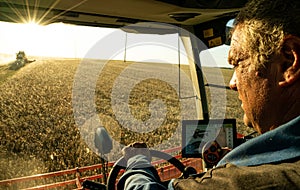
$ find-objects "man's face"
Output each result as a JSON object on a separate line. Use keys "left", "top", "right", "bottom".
{"left": 228, "top": 25, "right": 282, "bottom": 134}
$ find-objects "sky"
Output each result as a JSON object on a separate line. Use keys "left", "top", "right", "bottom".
{"left": 0, "top": 21, "right": 231, "bottom": 68}
{"left": 0, "top": 21, "right": 186, "bottom": 63}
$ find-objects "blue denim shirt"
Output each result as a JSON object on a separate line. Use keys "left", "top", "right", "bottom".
{"left": 120, "top": 115, "right": 300, "bottom": 190}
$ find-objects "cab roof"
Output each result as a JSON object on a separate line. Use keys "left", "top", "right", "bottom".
{"left": 0, "top": 0, "right": 247, "bottom": 27}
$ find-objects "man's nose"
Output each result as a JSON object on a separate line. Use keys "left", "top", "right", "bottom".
{"left": 229, "top": 71, "right": 238, "bottom": 91}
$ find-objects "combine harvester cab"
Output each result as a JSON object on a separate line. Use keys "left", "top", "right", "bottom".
{"left": 0, "top": 0, "right": 251, "bottom": 189}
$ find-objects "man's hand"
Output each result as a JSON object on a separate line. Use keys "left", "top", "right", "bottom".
{"left": 122, "top": 142, "right": 151, "bottom": 162}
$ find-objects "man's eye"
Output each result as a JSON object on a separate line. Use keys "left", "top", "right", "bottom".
{"left": 229, "top": 58, "right": 240, "bottom": 68}
{"left": 234, "top": 60, "right": 241, "bottom": 68}
{"left": 232, "top": 57, "right": 246, "bottom": 69}
{"left": 229, "top": 52, "right": 249, "bottom": 69}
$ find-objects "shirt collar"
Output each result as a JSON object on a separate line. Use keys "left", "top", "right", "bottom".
{"left": 218, "top": 116, "right": 300, "bottom": 166}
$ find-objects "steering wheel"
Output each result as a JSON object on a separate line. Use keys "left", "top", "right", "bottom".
{"left": 106, "top": 150, "right": 187, "bottom": 190}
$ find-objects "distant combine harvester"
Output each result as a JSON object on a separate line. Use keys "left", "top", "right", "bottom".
{"left": 9, "top": 51, "right": 35, "bottom": 70}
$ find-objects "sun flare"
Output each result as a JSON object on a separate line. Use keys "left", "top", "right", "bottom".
{"left": 2, "top": 0, "right": 88, "bottom": 26}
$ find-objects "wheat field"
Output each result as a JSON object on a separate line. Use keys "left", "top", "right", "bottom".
{"left": 0, "top": 58, "right": 253, "bottom": 188}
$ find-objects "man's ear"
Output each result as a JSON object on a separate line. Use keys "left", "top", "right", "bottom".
{"left": 279, "top": 35, "right": 300, "bottom": 87}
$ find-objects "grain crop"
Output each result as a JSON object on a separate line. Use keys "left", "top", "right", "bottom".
{"left": 0, "top": 58, "right": 253, "bottom": 188}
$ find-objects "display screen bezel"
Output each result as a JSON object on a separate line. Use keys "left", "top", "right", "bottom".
{"left": 182, "top": 119, "right": 237, "bottom": 158}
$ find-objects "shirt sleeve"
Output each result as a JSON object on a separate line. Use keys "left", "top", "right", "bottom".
{"left": 118, "top": 154, "right": 168, "bottom": 190}
{"left": 172, "top": 161, "right": 300, "bottom": 190}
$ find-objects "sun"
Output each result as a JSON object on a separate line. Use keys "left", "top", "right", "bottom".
{"left": 24, "top": 20, "right": 41, "bottom": 28}
{"left": 2, "top": 0, "right": 89, "bottom": 26}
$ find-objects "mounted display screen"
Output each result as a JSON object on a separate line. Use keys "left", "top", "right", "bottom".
{"left": 182, "top": 119, "right": 236, "bottom": 158}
